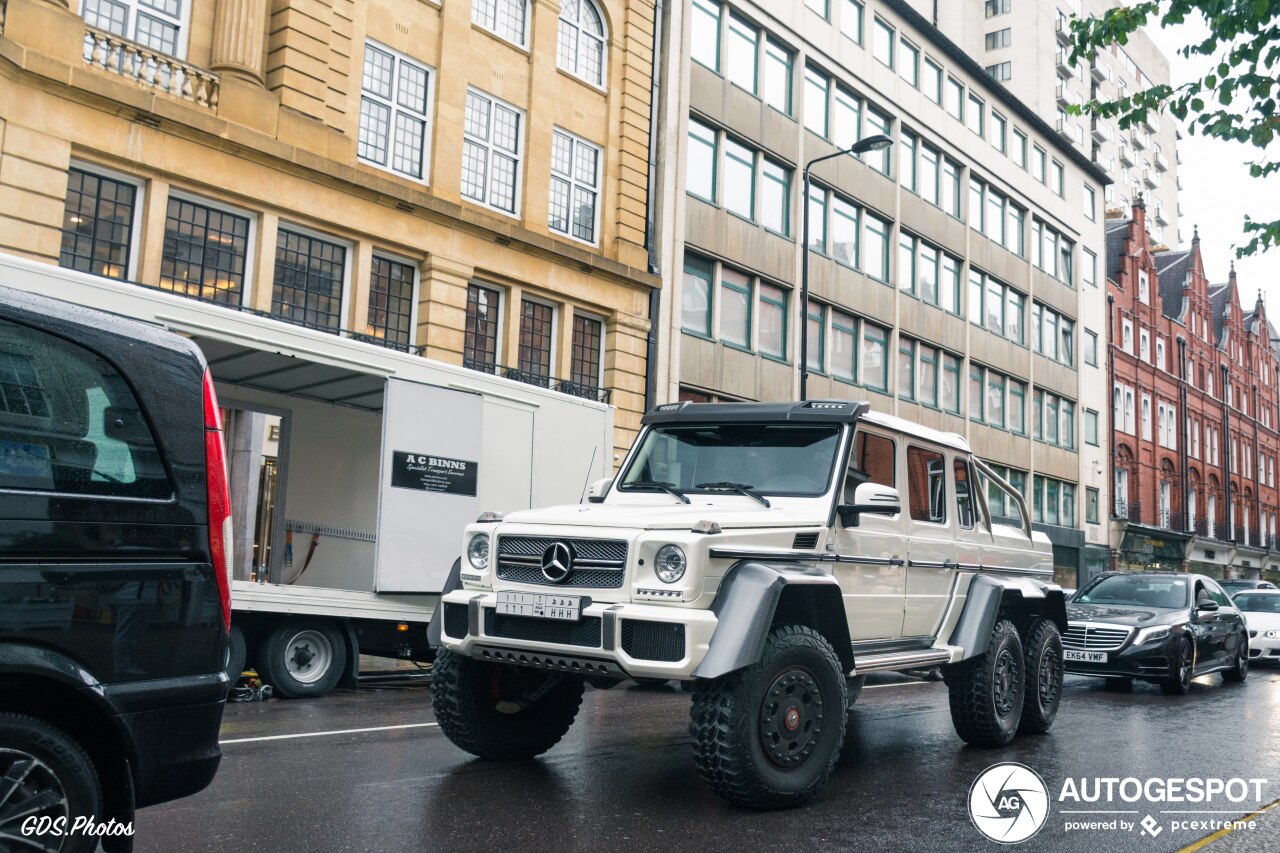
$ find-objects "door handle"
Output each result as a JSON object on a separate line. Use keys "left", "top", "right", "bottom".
{"left": 943, "top": 560, "right": 959, "bottom": 570}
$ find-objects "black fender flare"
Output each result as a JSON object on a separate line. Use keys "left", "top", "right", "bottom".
{"left": 426, "top": 558, "right": 463, "bottom": 649}
{"left": 693, "top": 561, "right": 852, "bottom": 680}
{"left": 949, "top": 574, "right": 1068, "bottom": 661}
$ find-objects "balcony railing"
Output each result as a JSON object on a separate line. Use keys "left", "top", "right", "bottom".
{"left": 463, "top": 359, "right": 612, "bottom": 404}
{"left": 1114, "top": 498, "right": 1143, "bottom": 523}
{"left": 83, "top": 26, "right": 219, "bottom": 110}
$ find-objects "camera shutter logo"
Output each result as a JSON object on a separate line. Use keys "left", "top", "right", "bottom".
{"left": 968, "top": 763, "right": 1050, "bottom": 844}
{"left": 541, "top": 542, "right": 574, "bottom": 583}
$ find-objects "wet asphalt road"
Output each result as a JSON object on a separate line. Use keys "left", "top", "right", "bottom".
{"left": 136, "top": 666, "right": 1280, "bottom": 853}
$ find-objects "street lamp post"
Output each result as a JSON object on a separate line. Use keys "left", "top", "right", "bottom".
{"left": 800, "top": 134, "right": 893, "bottom": 401}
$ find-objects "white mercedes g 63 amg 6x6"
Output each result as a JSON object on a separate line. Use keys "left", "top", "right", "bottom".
{"left": 429, "top": 400, "right": 1067, "bottom": 809}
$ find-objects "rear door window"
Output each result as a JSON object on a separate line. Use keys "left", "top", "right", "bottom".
{"left": 953, "top": 458, "right": 974, "bottom": 529}
{"left": 906, "top": 446, "right": 946, "bottom": 524}
{"left": 0, "top": 317, "right": 171, "bottom": 499}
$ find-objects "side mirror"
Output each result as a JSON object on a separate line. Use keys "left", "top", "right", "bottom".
{"left": 585, "top": 477, "right": 612, "bottom": 504}
{"left": 837, "top": 482, "right": 901, "bottom": 527}
{"left": 1196, "top": 599, "right": 1220, "bottom": 614}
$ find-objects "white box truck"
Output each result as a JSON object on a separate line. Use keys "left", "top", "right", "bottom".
{"left": 0, "top": 253, "right": 613, "bottom": 697}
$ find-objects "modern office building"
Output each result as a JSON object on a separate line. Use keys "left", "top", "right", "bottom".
{"left": 0, "top": 0, "right": 658, "bottom": 458}
{"left": 917, "top": 0, "right": 1182, "bottom": 246}
{"left": 650, "top": 0, "right": 1112, "bottom": 584}
{"left": 1107, "top": 201, "right": 1280, "bottom": 582}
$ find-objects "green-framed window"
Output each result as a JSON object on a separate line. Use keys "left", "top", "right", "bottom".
{"left": 862, "top": 323, "right": 888, "bottom": 391}
{"left": 806, "top": 300, "right": 827, "bottom": 373}
{"left": 758, "top": 282, "right": 788, "bottom": 359}
{"left": 830, "top": 194, "right": 858, "bottom": 268}
{"left": 723, "top": 137, "right": 755, "bottom": 220}
{"left": 719, "top": 266, "right": 752, "bottom": 348}
{"left": 681, "top": 254, "right": 714, "bottom": 336}
{"left": 687, "top": 118, "right": 717, "bottom": 201}
{"left": 691, "top": 0, "right": 721, "bottom": 71}
{"left": 831, "top": 310, "right": 859, "bottom": 382}
{"left": 898, "top": 337, "right": 916, "bottom": 401}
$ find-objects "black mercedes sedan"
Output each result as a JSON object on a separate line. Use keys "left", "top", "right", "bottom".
{"left": 1064, "top": 572, "right": 1250, "bottom": 694}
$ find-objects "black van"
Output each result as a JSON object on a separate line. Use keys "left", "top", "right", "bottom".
{"left": 0, "top": 285, "right": 229, "bottom": 851}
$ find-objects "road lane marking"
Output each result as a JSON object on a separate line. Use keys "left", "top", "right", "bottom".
{"left": 1177, "top": 796, "right": 1280, "bottom": 853}
{"left": 220, "top": 722, "right": 439, "bottom": 745}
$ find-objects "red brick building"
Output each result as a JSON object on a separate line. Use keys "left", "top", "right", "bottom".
{"left": 1107, "top": 201, "right": 1280, "bottom": 581}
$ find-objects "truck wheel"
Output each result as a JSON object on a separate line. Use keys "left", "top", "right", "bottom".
{"left": 260, "top": 619, "right": 348, "bottom": 698}
{"left": 1016, "top": 617, "right": 1064, "bottom": 734}
{"left": 946, "top": 619, "right": 1024, "bottom": 747}
{"left": 431, "top": 649, "right": 585, "bottom": 759}
{"left": 0, "top": 714, "right": 102, "bottom": 853}
{"left": 1160, "top": 638, "right": 1194, "bottom": 695}
{"left": 224, "top": 622, "right": 247, "bottom": 690}
{"left": 689, "top": 625, "right": 847, "bottom": 810}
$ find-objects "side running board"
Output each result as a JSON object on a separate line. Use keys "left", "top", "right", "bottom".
{"left": 850, "top": 648, "right": 954, "bottom": 675}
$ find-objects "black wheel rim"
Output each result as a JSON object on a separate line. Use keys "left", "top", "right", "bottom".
{"left": 1177, "top": 642, "right": 1192, "bottom": 688}
{"left": 1238, "top": 646, "right": 1248, "bottom": 677}
{"left": 0, "top": 748, "right": 69, "bottom": 853}
{"left": 994, "top": 648, "right": 1018, "bottom": 717}
{"left": 1038, "top": 646, "right": 1062, "bottom": 709}
{"left": 759, "top": 667, "right": 825, "bottom": 769}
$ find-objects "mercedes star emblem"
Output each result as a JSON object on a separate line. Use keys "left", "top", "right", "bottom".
{"left": 541, "top": 541, "right": 574, "bottom": 583}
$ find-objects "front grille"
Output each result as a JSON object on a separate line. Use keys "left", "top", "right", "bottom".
{"left": 496, "top": 535, "right": 628, "bottom": 588}
{"left": 442, "top": 603, "right": 469, "bottom": 638}
{"left": 792, "top": 531, "right": 820, "bottom": 549}
{"left": 1064, "top": 623, "right": 1133, "bottom": 651}
{"left": 483, "top": 609, "right": 602, "bottom": 647}
{"left": 620, "top": 620, "right": 687, "bottom": 662}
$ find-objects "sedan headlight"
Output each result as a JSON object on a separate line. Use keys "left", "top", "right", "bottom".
{"left": 1266, "top": 630, "right": 1280, "bottom": 639}
{"left": 1134, "top": 625, "right": 1172, "bottom": 645}
{"left": 655, "top": 544, "right": 687, "bottom": 584}
{"left": 467, "top": 533, "right": 490, "bottom": 570}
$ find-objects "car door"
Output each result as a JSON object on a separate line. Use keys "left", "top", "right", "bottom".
{"left": 832, "top": 427, "right": 906, "bottom": 641}
{"left": 1205, "top": 578, "right": 1245, "bottom": 664}
{"left": 902, "top": 444, "right": 958, "bottom": 639}
{"left": 1191, "top": 582, "right": 1228, "bottom": 668}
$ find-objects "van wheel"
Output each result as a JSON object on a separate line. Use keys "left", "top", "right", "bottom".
{"left": 431, "top": 649, "right": 585, "bottom": 759}
{"left": 260, "top": 619, "right": 348, "bottom": 698}
{"left": 0, "top": 714, "right": 102, "bottom": 853}
{"left": 1016, "top": 617, "right": 1064, "bottom": 734}
{"left": 689, "top": 625, "right": 847, "bottom": 810}
{"left": 224, "top": 622, "right": 248, "bottom": 691}
{"left": 946, "top": 619, "right": 1024, "bottom": 746}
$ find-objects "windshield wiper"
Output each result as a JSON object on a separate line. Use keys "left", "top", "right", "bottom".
{"left": 696, "top": 481, "right": 771, "bottom": 508}
{"left": 624, "top": 480, "right": 690, "bottom": 504}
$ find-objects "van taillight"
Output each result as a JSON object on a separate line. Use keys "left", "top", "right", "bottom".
{"left": 203, "top": 369, "right": 233, "bottom": 630}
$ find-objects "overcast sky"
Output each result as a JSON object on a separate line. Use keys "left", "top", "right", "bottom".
{"left": 1145, "top": 17, "right": 1280, "bottom": 310}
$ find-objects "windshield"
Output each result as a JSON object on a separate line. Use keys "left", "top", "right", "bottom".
{"left": 1074, "top": 575, "right": 1189, "bottom": 609}
{"left": 1234, "top": 593, "right": 1280, "bottom": 614}
{"left": 618, "top": 423, "right": 842, "bottom": 497}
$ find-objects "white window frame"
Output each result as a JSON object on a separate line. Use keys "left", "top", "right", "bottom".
{"left": 472, "top": 0, "right": 532, "bottom": 49}
{"left": 462, "top": 87, "right": 526, "bottom": 217}
{"left": 549, "top": 127, "right": 603, "bottom": 246}
{"left": 65, "top": 159, "right": 146, "bottom": 283}
{"left": 165, "top": 188, "right": 259, "bottom": 308}
{"left": 1139, "top": 328, "right": 1150, "bottom": 362}
{"left": 1121, "top": 318, "right": 1133, "bottom": 354}
{"left": 81, "top": 0, "right": 192, "bottom": 60}
{"left": 1141, "top": 394, "right": 1152, "bottom": 441}
{"left": 557, "top": 0, "right": 609, "bottom": 89}
{"left": 358, "top": 41, "right": 436, "bottom": 184}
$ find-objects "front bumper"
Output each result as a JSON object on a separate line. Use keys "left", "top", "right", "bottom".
{"left": 1063, "top": 639, "right": 1176, "bottom": 682}
{"left": 1248, "top": 631, "right": 1280, "bottom": 662}
{"left": 437, "top": 590, "right": 718, "bottom": 680}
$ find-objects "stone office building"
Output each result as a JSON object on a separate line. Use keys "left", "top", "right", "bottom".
{"left": 0, "top": 0, "right": 658, "bottom": 458}
{"left": 1107, "top": 201, "right": 1280, "bottom": 582}
{"left": 650, "top": 0, "right": 1111, "bottom": 585}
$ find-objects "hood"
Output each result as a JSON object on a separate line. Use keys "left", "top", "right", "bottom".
{"left": 1067, "top": 602, "right": 1181, "bottom": 627}
{"left": 499, "top": 498, "right": 826, "bottom": 531}
{"left": 1240, "top": 610, "right": 1280, "bottom": 630}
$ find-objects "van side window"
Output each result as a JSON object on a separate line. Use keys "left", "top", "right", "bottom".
{"left": 847, "top": 430, "right": 895, "bottom": 502}
{"left": 907, "top": 446, "right": 946, "bottom": 524}
{"left": 0, "top": 318, "right": 171, "bottom": 499}
{"left": 953, "top": 458, "right": 974, "bottom": 529}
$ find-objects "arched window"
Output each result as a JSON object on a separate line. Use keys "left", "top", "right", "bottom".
{"left": 558, "top": 0, "right": 607, "bottom": 87}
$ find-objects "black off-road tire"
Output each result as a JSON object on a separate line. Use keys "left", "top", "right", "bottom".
{"left": 689, "top": 625, "right": 847, "bottom": 810}
{"left": 1222, "top": 637, "right": 1249, "bottom": 683}
{"left": 1160, "top": 638, "right": 1194, "bottom": 695}
{"left": 1016, "top": 617, "right": 1064, "bottom": 734}
{"left": 431, "top": 649, "right": 585, "bottom": 760}
{"left": 946, "top": 619, "right": 1025, "bottom": 746}
{"left": 0, "top": 714, "right": 102, "bottom": 853}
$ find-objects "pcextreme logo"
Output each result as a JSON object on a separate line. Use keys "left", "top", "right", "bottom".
{"left": 968, "top": 763, "right": 1051, "bottom": 844}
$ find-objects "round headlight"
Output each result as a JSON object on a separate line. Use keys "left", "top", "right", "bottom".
{"left": 1266, "top": 630, "right": 1280, "bottom": 639}
{"left": 467, "top": 533, "right": 490, "bottom": 570}
{"left": 655, "top": 544, "right": 687, "bottom": 584}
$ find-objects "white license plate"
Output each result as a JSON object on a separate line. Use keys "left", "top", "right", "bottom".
{"left": 1064, "top": 650, "right": 1108, "bottom": 663}
{"left": 496, "top": 591, "right": 582, "bottom": 621}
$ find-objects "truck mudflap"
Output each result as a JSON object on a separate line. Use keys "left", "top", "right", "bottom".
{"left": 426, "top": 558, "right": 463, "bottom": 649}
{"left": 949, "top": 574, "right": 1068, "bottom": 661}
{"left": 692, "top": 561, "right": 852, "bottom": 680}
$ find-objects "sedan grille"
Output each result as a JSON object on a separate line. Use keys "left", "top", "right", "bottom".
{"left": 496, "top": 535, "right": 627, "bottom": 589}
{"left": 1064, "top": 623, "right": 1134, "bottom": 652}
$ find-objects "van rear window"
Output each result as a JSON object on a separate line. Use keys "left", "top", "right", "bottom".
{"left": 0, "top": 318, "right": 172, "bottom": 499}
